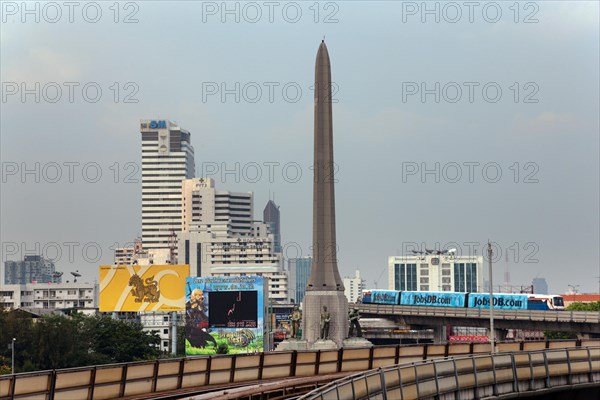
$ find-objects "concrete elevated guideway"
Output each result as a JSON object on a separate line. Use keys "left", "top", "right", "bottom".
{"left": 2, "top": 340, "right": 598, "bottom": 400}
{"left": 299, "top": 346, "right": 600, "bottom": 400}
{"left": 357, "top": 303, "right": 600, "bottom": 335}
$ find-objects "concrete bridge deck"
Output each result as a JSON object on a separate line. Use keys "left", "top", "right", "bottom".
{"left": 357, "top": 303, "right": 600, "bottom": 334}
{"left": 298, "top": 346, "right": 600, "bottom": 400}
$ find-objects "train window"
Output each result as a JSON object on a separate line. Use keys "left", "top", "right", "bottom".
{"left": 554, "top": 297, "right": 564, "bottom": 307}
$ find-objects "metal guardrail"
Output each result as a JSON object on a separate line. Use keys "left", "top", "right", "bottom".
{"left": 358, "top": 303, "right": 600, "bottom": 324}
{"left": 299, "top": 346, "right": 600, "bottom": 400}
{"left": 1, "top": 340, "right": 598, "bottom": 400}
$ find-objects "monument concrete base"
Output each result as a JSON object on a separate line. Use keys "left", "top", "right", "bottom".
{"left": 302, "top": 291, "right": 349, "bottom": 347}
{"left": 311, "top": 339, "right": 338, "bottom": 350}
{"left": 343, "top": 337, "right": 373, "bottom": 348}
{"left": 275, "top": 339, "right": 309, "bottom": 351}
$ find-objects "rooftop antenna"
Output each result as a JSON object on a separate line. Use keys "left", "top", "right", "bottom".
{"left": 504, "top": 252, "right": 511, "bottom": 293}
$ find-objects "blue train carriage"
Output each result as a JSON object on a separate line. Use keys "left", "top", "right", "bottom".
{"left": 400, "top": 290, "right": 467, "bottom": 308}
{"left": 467, "top": 293, "right": 529, "bottom": 310}
{"left": 363, "top": 289, "right": 401, "bottom": 305}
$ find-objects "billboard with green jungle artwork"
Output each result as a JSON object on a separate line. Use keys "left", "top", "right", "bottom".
{"left": 185, "top": 276, "right": 266, "bottom": 355}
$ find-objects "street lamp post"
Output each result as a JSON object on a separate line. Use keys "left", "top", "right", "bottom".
{"left": 11, "top": 338, "right": 16, "bottom": 374}
{"left": 488, "top": 242, "right": 496, "bottom": 354}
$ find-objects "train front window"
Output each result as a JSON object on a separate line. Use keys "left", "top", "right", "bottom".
{"left": 554, "top": 297, "right": 564, "bottom": 307}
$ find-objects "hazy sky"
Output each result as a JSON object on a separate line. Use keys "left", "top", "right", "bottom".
{"left": 1, "top": 1, "right": 599, "bottom": 294}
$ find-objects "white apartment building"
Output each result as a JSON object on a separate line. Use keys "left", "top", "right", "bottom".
{"left": 344, "top": 270, "right": 365, "bottom": 303}
{"left": 388, "top": 254, "right": 483, "bottom": 292}
{"left": 178, "top": 223, "right": 288, "bottom": 302}
{"left": 0, "top": 282, "right": 98, "bottom": 310}
{"left": 141, "top": 119, "right": 195, "bottom": 252}
{"left": 139, "top": 312, "right": 184, "bottom": 353}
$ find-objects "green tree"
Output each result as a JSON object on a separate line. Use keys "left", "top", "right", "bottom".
{"left": 0, "top": 355, "right": 11, "bottom": 375}
{"left": 566, "top": 301, "right": 600, "bottom": 311}
{"left": 1, "top": 311, "right": 162, "bottom": 372}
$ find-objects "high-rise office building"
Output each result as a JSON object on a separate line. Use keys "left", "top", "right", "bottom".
{"left": 532, "top": 277, "right": 548, "bottom": 294}
{"left": 288, "top": 257, "right": 312, "bottom": 304}
{"left": 263, "top": 200, "right": 281, "bottom": 253}
{"left": 141, "top": 119, "right": 195, "bottom": 252}
{"left": 177, "top": 178, "right": 287, "bottom": 301}
{"left": 181, "top": 177, "right": 253, "bottom": 236}
{"left": 4, "top": 255, "right": 61, "bottom": 284}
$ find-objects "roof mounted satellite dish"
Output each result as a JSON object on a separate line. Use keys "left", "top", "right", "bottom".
{"left": 70, "top": 270, "right": 81, "bottom": 283}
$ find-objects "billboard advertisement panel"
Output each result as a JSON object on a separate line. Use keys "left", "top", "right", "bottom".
{"left": 371, "top": 290, "right": 400, "bottom": 305}
{"left": 99, "top": 264, "right": 189, "bottom": 312}
{"left": 401, "top": 291, "right": 466, "bottom": 308}
{"left": 273, "top": 308, "right": 294, "bottom": 341}
{"left": 468, "top": 293, "right": 528, "bottom": 310}
{"left": 185, "top": 276, "right": 266, "bottom": 355}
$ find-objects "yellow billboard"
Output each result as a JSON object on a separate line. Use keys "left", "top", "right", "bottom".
{"left": 99, "top": 264, "right": 189, "bottom": 312}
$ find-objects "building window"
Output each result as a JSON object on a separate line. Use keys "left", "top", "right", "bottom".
{"left": 420, "top": 285, "right": 429, "bottom": 291}
{"left": 163, "top": 329, "right": 169, "bottom": 334}
{"left": 420, "top": 277, "right": 429, "bottom": 284}
{"left": 466, "top": 263, "right": 477, "bottom": 292}
{"left": 454, "top": 263, "right": 466, "bottom": 292}
{"left": 395, "top": 263, "right": 417, "bottom": 291}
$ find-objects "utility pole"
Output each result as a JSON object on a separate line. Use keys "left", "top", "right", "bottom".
{"left": 11, "top": 338, "right": 16, "bottom": 374}
{"left": 488, "top": 242, "right": 495, "bottom": 354}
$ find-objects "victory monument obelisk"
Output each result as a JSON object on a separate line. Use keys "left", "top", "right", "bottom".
{"left": 302, "top": 40, "right": 349, "bottom": 348}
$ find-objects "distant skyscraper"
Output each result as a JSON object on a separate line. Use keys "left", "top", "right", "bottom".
{"left": 4, "top": 255, "right": 61, "bottom": 284}
{"left": 288, "top": 257, "right": 312, "bottom": 303}
{"left": 532, "top": 277, "right": 548, "bottom": 294}
{"left": 140, "top": 119, "right": 195, "bottom": 252}
{"left": 263, "top": 200, "right": 281, "bottom": 253}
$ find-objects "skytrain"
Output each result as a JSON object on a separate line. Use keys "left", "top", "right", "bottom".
{"left": 361, "top": 289, "right": 565, "bottom": 311}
